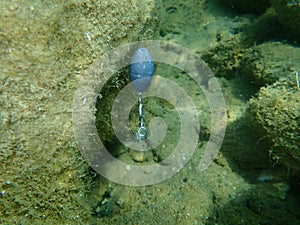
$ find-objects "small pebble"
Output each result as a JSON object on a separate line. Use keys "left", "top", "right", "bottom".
{"left": 131, "top": 153, "right": 144, "bottom": 162}
{"left": 116, "top": 197, "right": 124, "bottom": 207}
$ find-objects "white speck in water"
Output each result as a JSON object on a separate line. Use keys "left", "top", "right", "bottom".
{"left": 84, "top": 32, "right": 92, "bottom": 41}
{"left": 82, "top": 97, "right": 87, "bottom": 105}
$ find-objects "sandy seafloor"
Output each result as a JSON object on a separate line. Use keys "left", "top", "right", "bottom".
{"left": 1, "top": 0, "right": 300, "bottom": 224}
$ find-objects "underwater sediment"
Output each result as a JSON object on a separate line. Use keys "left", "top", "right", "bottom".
{"left": 1, "top": 0, "right": 300, "bottom": 224}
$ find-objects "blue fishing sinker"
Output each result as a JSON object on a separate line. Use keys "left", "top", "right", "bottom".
{"left": 129, "top": 48, "right": 154, "bottom": 92}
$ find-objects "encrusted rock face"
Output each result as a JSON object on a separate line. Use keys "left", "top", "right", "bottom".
{"left": 240, "top": 42, "right": 300, "bottom": 87}
{"left": 271, "top": 0, "right": 300, "bottom": 40}
{"left": 219, "top": 0, "right": 300, "bottom": 40}
{"left": 0, "top": 0, "right": 159, "bottom": 224}
{"left": 242, "top": 42, "right": 300, "bottom": 175}
{"left": 249, "top": 78, "right": 300, "bottom": 174}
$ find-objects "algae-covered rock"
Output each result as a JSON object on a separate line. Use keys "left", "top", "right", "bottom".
{"left": 271, "top": 0, "right": 300, "bottom": 40}
{"left": 249, "top": 79, "right": 300, "bottom": 174}
{"left": 0, "top": 0, "right": 158, "bottom": 224}
{"left": 244, "top": 41, "right": 300, "bottom": 176}
{"left": 240, "top": 42, "right": 300, "bottom": 86}
{"left": 219, "top": 0, "right": 271, "bottom": 14}
{"left": 201, "top": 34, "right": 247, "bottom": 78}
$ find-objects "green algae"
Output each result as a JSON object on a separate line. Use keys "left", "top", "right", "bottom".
{"left": 249, "top": 79, "right": 300, "bottom": 172}
{"left": 240, "top": 42, "right": 300, "bottom": 86}
{"left": 1, "top": 0, "right": 300, "bottom": 224}
{"left": 272, "top": 0, "right": 300, "bottom": 41}
{"left": 1, "top": 0, "right": 157, "bottom": 223}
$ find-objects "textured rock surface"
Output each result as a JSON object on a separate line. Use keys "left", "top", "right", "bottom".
{"left": 249, "top": 79, "right": 300, "bottom": 173}
{"left": 0, "top": 0, "right": 158, "bottom": 223}
{"left": 1, "top": 0, "right": 300, "bottom": 224}
{"left": 271, "top": 0, "right": 300, "bottom": 40}
{"left": 240, "top": 42, "right": 300, "bottom": 86}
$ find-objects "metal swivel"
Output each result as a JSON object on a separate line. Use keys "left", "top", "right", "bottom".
{"left": 129, "top": 48, "right": 154, "bottom": 140}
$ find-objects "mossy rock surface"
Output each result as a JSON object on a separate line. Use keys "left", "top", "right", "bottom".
{"left": 0, "top": 0, "right": 158, "bottom": 223}
{"left": 249, "top": 79, "right": 300, "bottom": 174}
{"left": 240, "top": 42, "right": 300, "bottom": 87}
{"left": 2, "top": 0, "right": 300, "bottom": 224}
{"left": 271, "top": 0, "right": 300, "bottom": 40}
{"left": 201, "top": 34, "right": 247, "bottom": 79}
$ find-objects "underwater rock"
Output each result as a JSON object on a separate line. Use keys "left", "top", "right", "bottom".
{"left": 249, "top": 79, "right": 300, "bottom": 175}
{"left": 240, "top": 42, "right": 300, "bottom": 87}
{"left": 201, "top": 35, "right": 246, "bottom": 79}
{"left": 0, "top": 0, "right": 158, "bottom": 224}
{"left": 271, "top": 0, "right": 300, "bottom": 40}
{"left": 130, "top": 152, "right": 145, "bottom": 162}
